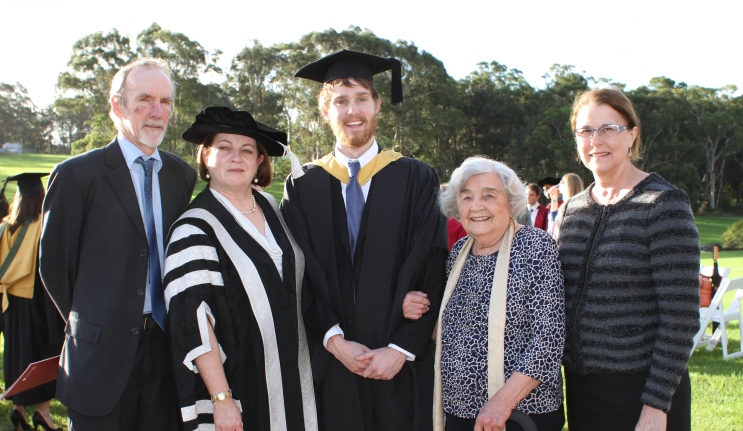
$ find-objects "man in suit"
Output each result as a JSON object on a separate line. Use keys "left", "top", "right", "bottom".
{"left": 39, "top": 58, "right": 197, "bottom": 430}
{"left": 526, "top": 183, "right": 549, "bottom": 231}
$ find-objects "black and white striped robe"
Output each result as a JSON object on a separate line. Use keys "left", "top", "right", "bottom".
{"left": 163, "top": 189, "right": 317, "bottom": 431}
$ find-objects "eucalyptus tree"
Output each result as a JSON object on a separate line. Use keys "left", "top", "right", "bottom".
{"left": 684, "top": 85, "right": 742, "bottom": 210}
{"left": 53, "top": 29, "right": 135, "bottom": 154}
{"left": 459, "top": 61, "right": 536, "bottom": 178}
{"left": 519, "top": 64, "right": 589, "bottom": 183}
{"left": 629, "top": 78, "right": 704, "bottom": 208}
{"left": 0, "top": 82, "right": 51, "bottom": 152}
{"left": 136, "top": 23, "right": 227, "bottom": 159}
{"left": 224, "top": 41, "right": 284, "bottom": 122}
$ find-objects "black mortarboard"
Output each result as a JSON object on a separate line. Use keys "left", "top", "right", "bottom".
{"left": 5, "top": 173, "right": 48, "bottom": 194}
{"left": 181, "top": 106, "right": 288, "bottom": 157}
{"left": 537, "top": 177, "right": 561, "bottom": 188}
{"left": 294, "top": 49, "right": 403, "bottom": 105}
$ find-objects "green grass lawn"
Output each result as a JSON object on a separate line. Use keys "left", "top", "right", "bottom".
{"left": 0, "top": 153, "right": 741, "bottom": 430}
{"left": 696, "top": 216, "right": 742, "bottom": 246}
{"left": 0, "top": 154, "right": 68, "bottom": 201}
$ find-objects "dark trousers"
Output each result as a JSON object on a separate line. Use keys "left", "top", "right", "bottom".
{"left": 444, "top": 407, "right": 565, "bottom": 431}
{"left": 68, "top": 324, "right": 179, "bottom": 431}
{"left": 565, "top": 368, "right": 691, "bottom": 431}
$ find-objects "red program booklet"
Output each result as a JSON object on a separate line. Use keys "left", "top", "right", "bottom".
{"left": 0, "top": 356, "right": 59, "bottom": 400}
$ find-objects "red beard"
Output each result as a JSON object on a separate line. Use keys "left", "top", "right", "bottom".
{"left": 331, "top": 113, "right": 378, "bottom": 148}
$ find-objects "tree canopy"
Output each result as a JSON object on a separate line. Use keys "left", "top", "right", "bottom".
{"left": 2, "top": 24, "right": 741, "bottom": 211}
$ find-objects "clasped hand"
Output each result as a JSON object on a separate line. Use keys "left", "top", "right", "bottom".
{"left": 327, "top": 336, "right": 407, "bottom": 380}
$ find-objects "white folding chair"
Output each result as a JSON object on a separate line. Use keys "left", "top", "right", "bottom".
{"left": 692, "top": 277, "right": 730, "bottom": 356}
{"left": 709, "top": 277, "right": 743, "bottom": 360}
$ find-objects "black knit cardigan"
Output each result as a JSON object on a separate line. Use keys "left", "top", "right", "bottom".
{"left": 555, "top": 173, "right": 700, "bottom": 412}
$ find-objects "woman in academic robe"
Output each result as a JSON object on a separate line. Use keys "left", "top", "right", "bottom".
{"left": 164, "top": 106, "right": 317, "bottom": 431}
{"left": 0, "top": 173, "right": 64, "bottom": 431}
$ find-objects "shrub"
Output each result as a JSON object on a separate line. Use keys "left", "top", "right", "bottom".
{"left": 721, "top": 220, "right": 743, "bottom": 250}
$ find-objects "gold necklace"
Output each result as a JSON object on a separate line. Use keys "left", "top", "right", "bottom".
{"left": 239, "top": 195, "right": 257, "bottom": 215}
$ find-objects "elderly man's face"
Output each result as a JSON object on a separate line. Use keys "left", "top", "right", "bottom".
{"left": 113, "top": 66, "right": 174, "bottom": 156}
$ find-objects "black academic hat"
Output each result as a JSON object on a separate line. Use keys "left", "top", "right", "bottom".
{"left": 537, "top": 177, "right": 561, "bottom": 188}
{"left": 5, "top": 173, "right": 48, "bottom": 194}
{"left": 294, "top": 49, "right": 403, "bottom": 105}
{"left": 181, "top": 106, "right": 288, "bottom": 157}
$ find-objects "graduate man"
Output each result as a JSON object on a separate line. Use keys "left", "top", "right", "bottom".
{"left": 281, "top": 50, "right": 448, "bottom": 431}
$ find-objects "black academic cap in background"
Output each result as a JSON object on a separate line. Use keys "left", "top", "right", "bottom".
{"left": 537, "top": 177, "right": 561, "bottom": 188}
{"left": 181, "top": 106, "right": 288, "bottom": 157}
{"left": 294, "top": 49, "right": 403, "bottom": 105}
{"left": 5, "top": 173, "right": 48, "bottom": 194}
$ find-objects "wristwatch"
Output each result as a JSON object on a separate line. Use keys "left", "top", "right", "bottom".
{"left": 211, "top": 389, "right": 232, "bottom": 402}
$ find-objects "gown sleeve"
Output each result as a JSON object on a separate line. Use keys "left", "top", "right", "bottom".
{"left": 164, "top": 219, "right": 228, "bottom": 420}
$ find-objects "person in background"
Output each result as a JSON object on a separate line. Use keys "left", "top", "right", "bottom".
{"left": 281, "top": 49, "right": 447, "bottom": 431}
{"left": 40, "top": 58, "right": 197, "bottom": 430}
{"left": 441, "top": 183, "right": 467, "bottom": 251}
{"left": 537, "top": 177, "right": 561, "bottom": 234}
{"left": 548, "top": 173, "right": 583, "bottom": 235}
{"left": 165, "top": 106, "right": 317, "bottom": 431}
{"left": 0, "top": 179, "right": 8, "bottom": 217}
{"left": 526, "top": 183, "right": 549, "bottom": 231}
{"left": 555, "top": 88, "right": 699, "bottom": 431}
{"left": 537, "top": 177, "right": 560, "bottom": 201}
{"left": 1, "top": 173, "right": 64, "bottom": 431}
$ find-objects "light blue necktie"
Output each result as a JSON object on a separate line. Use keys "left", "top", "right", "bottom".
{"left": 136, "top": 156, "right": 166, "bottom": 330}
{"left": 346, "top": 160, "right": 365, "bottom": 261}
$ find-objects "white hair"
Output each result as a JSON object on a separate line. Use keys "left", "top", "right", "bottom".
{"left": 440, "top": 156, "right": 527, "bottom": 220}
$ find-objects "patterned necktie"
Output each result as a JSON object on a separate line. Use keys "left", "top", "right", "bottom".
{"left": 346, "top": 160, "right": 365, "bottom": 261}
{"left": 135, "top": 156, "right": 166, "bottom": 330}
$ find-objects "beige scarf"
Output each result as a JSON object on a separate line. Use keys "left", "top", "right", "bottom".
{"left": 433, "top": 220, "right": 515, "bottom": 430}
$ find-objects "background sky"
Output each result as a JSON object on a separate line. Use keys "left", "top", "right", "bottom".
{"left": 2, "top": 0, "right": 740, "bottom": 109}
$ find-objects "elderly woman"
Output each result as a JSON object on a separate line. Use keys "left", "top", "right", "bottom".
{"left": 164, "top": 107, "right": 317, "bottom": 431}
{"left": 407, "top": 156, "right": 565, "bottom": 431}
{"left": 555, "top": 89, "right": 699, "bottom": 431}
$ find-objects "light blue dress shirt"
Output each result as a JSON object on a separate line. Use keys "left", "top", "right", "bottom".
{"left": 117, "top": 137, "right": 164, "bottom": 314}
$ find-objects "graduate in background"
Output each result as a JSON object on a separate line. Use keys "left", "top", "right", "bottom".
{"left": 0, "top": 173, "right": 63, "bottom": 431}
{"left": 281, "top": 49, "right": 447, "bottom": 431}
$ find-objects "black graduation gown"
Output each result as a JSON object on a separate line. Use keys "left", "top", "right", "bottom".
{"left": 281, "top": 155, "right": 448, "bottom": 431}
{"left": 164, "top": 190, "right": 316, "bottom": 431}
{"left": 1, "top": 224, "right": 64, "bottom": 406}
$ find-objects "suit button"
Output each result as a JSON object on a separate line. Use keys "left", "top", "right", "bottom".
{"left": 131, "top": 328, "right": 139, "bottom": 335}
{"left": 136, "top": 288, "right": 144, "bottom": 296}
{"left": 140, "top": 249, "right": 147, "bottom": 256}
{"left": 347, "top": 319, "right": 354, "bottom": 325}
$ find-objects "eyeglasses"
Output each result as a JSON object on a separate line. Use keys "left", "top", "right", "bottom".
{"left": 573, "top": 125, "right": 628, "bottom": 140}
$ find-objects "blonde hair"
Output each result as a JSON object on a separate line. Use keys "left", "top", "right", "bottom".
{"left": 562, "top": 173, "right": 584, "bottom": 200}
